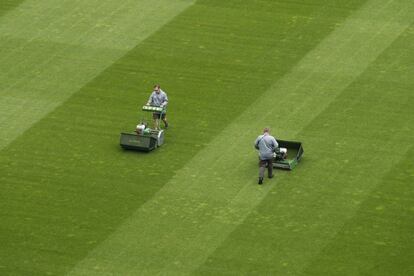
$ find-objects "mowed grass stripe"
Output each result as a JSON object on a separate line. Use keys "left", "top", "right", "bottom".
{"left": 0, "top": 0, "right": 194, "bottom": 150}
{"left": 299, "top": 25, "right": 414, "bottom": 275}
{"left": 0, "top": 0, "right": 24, "bottom": 18}
{"left": 259, "top": 0, "right": 413, "bottom": 139}
{"left": 0, "top": 0, "right": 195, "bottom": 50}
{"left": 67, "top": 0, "right": 412, "bottom": 274}
{"left": 197, "top": 23, "right": 414, "bottom": 275}
{"left": 0, "top": 1, "right": 353, "bottom": 274}
{"left": 304, "top": 147, "right": 414, "bottom": 275}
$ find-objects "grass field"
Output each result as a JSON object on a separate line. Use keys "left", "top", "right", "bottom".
{"left": 1, "top": 0, "right": 413, "bottom": 275}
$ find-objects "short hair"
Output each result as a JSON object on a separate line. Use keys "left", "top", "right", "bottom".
{"left": 263, "top": 127, "right": 270, "bottom": 133}
{"left": 154, "top": 84, "right": 160, "bottom": 89}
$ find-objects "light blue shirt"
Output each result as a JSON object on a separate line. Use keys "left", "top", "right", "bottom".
{"left": 147, "top": 89, "right": 168, "bottom": 109}
{"left": 254, "top": 133, "right": 278, "bottom": 160}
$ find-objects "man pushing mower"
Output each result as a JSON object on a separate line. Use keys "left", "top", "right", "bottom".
{"left": 146, "top": 84, "right": 168, "bottom": 130}
{"left": 254, "top": 127, "right": 278, "bottom": 185}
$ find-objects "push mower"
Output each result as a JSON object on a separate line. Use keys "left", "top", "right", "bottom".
{"left": 120, "top": 105, "right": 165, "bottom": 152}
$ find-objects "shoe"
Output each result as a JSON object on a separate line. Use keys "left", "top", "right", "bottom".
{"left": 258, "top": 177, "right": 263, "bottom": 185}
{"left": 268, "top": 174, "right": 274, "bottom": 179}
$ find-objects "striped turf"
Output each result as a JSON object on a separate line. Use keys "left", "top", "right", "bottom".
{"left": 1, "top": 0, "right": 364, "bottom": 274}
{"left": 196, "top": 14, "right": 414, "bottom": 275}
{"left": 0, "top": 0, "right": 24, "bottom": 17}
{"left": 0, "top": 0, "right": 194, "bottom": 150}
{"left": 1, "top": 0, "right": 413, "bottom": 275}
{"left": 304, "top": 147, "right": 414, "bottom": 275}
{"left": 300, "top": 23, "right": 414, "bottom": 275}
{"left": 67, "top": 0, "right": 413, "bottom": 274}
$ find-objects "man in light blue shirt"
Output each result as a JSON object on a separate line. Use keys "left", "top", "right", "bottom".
{"left": 254, "top": 127, "right": 278, "bottom": 184}
{"left": 146, "top": 84, "right": 168, "bottom": 130}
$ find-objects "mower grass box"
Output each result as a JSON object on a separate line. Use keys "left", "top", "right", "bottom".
{"left": 120, "top": 133, "right": 157, "bottom": 151}
{"left": 120, "top": 130, "right": 164, "bottom": 152}
{"left": 120, "top": 105, "right": 166, "bottom": 152}
{"left": 273, "top": 140, "right": 304, "bottom": 170}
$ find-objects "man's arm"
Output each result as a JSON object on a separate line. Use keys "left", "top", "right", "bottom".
{"left": 161, "top": 91, "right": 168, "bottom": 107}
{"left": 254, "top": 137, "right": 260, "bottom": 150}
{"left": 146, "top": 92, "right": 154, "bottom": 105}
{"left": 272, "top": 137, "right": 279, "bottom": 150}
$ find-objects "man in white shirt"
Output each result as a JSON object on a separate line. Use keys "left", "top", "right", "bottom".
{"left": 146, "top": 84, "right": 168, "bottom": 130}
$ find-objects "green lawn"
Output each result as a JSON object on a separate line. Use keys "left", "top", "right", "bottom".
{"left": 0, "top": 0, "right": 413, "bottom": 275}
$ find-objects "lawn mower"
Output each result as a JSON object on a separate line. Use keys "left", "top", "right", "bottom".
{"left": 272, "top": 140, "right": 304, "bottom": 170}
{"left": 120, "top": 105, "right": 165, "bottom": 152}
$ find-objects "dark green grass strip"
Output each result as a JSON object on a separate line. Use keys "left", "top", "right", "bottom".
{"left": 0, "top": 1, "right": 366, "bottom": 275}
{"left": 0, "top": 0, "right": 24, "bottom": 17}
{"left": 302, "top": 25, "right": 414, "bottom": 276}
{"left": 195, "top": 23, "right": 414, "bottom": 275}
{"left": 303, "top": 146, "right": 414, "bottom": 276}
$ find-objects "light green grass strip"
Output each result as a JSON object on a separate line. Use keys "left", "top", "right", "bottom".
{"left": 68, "top": 0, "right": 413, "bottom": 275}
{"left": 0, "top": 0, "right": 194, "bottom": 49}
{"left": 0, "top": 0, "right": 194, "bottom": 150}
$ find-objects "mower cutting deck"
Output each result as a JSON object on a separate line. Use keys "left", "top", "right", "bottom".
{"left": 273, "top": 140, "right": 304, "bottom": 170}
{"left": 120, "top": 105, "right": 165, "bottom": 152}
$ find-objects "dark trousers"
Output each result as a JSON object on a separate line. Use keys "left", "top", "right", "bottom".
{"left": 259, "top": 158, "right": 273, "bottom": 178}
